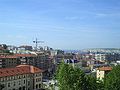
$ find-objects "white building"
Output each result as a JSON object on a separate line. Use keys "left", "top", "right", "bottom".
{"left": 96, "top": 66, "right": 112, "bottom": 80}
{"left": 95, "top": 54, "right": 106, "bottom": 62}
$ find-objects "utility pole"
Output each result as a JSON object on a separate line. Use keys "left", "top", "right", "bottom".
{"left": 33, "top": 38, "right": 44, "bottom": 51}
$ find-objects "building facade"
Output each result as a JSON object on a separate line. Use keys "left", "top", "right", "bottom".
{"left": 0, "top": 65, "right": 43, "bottom": 90}
{"left": 96, "top": 66, "right": 112, "bottom": 80}
{"left": 0, "top": 55, "right": 20, "bottom": 68}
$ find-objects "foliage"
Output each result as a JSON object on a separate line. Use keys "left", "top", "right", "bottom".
{"left": 104, "top": 65, "right": 120, "bottom": 90}
{"left": 56, "top": 62, "right": 103, "bottom": 90}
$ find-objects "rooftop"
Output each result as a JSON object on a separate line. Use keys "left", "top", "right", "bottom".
{"left": 98, "top": 66, "right": 112, "bottom": 71}
{"left": 0, "top": 65, "right": 43, "bottom": 77}
{"left": 0, "top": 54, "right": 36, "bottom": 59}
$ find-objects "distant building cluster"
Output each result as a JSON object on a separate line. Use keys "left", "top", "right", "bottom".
{"left": 0, "top": 44, "right": 120, "bottom": 89}
{"left": 0, "top": 44, "right": 58, "bottom": 90}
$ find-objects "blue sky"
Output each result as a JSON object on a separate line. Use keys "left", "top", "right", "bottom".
{"left": 0, "top": 0, "right": 120, "bottom": 49}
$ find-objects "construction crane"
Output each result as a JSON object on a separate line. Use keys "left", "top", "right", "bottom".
{"left": 33, "top": 38, "right": 44, "bottom": 51}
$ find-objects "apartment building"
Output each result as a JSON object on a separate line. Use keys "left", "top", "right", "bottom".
{"left": 15, "top": 53, "right": 53, "bottom": 78}
{"left": 15, "top": 53, "right": 53, "bottom": 71}
{"left": 18, "top": 45, "right": 33, "bottom": 51}
{"left": 95, "top": 54, "right": 107, "bottom": 62}
{"left": 0, "top": 53, "right": 53, "bottom": 79}
{"left": 0, "top": 65, "right": 43, "bottom": 90}
{"left": 96, "top": 66, "right": 112, "bottom": 80}
{"left": 15, "top": 54, "right": 36, "bottom": 65}
{"left": 0, "top": 55, "right": 20, "bottom": 68}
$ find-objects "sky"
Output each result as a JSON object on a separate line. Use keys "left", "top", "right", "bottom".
{"left": 0, "top": 0, "right": 120, "bottom": 50}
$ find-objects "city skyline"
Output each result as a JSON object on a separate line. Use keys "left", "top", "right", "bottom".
{"left": 0, "top": 0, "right": 120, "bottom": 49}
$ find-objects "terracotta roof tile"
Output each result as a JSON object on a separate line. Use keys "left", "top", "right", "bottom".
{"left": 0, "top": 65, "right": 43, "bottom": 77}
{"left": 0, "top": 55, "right": 18, "bottom": 59}
{"left": 0, "top": 54, "right": 36, "bottom": 59}
{"left": 98, "top": 66, "right": 112, "bottom": 71}
{"left": 15, "top": 54, "right": 36, "bottom": 57}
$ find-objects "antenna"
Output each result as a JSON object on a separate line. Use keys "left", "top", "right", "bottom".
{"left": 33, "top": 38, "right": 44, "bottom": 51}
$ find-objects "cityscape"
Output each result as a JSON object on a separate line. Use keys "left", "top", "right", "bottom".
{"left": 0, "top": 0, "right": 120, "bottom": 90}
{"left": 0, "top": 43, "right": 120, "bottom": 90}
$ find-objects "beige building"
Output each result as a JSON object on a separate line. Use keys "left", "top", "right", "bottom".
{"left": 0, "top": 65, "right": 43, "bottom": 90}
{"left": 96, "top": 66, "right": 112, "bottom": 80}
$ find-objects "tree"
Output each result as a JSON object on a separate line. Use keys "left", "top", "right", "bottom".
{"left": 85, "top": 75, "right": 104, "bottom": 90}
{"left": 105, "top": 65, "right": 120, "bottom": 90}
{"left": 56, "top": 62, "right": 103, "bottom": 90}
{"left": 56, "top": 62, "right": 72, "bottom": 90}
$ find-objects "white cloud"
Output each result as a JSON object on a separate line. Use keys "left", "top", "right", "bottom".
{"left": 95, "top": 12, "right": 120, "bottom": 17}
{"left": 95, "top": 13, "right": 108, "bottom": 17}
{"left": 6, "top": 35, "right": 27, "bottom": 39}
{"left": 65, "top": 16, "right": 83, "bottom": 20}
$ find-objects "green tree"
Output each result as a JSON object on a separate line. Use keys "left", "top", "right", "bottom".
{"left": 56, "top": 62, "right": 71, "bottom": 90}
{"left": 85, "top": 75, "right": 104, "bottom": 90}
{"left": 56, "top": 62, "right": 103, "bottom": 90}
{"left": 105, "top": 65, "right": 120, "bottom": 90}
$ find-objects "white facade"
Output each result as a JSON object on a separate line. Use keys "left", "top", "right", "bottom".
{"left": 95, "top": 54, "right": 106, "bottom": 62}
{"left": 96, "top": 70, "right": 105, "bottom": 80}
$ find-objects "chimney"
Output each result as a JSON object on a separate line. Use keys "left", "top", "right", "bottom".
{"left": 30, "top": 65, "right": 34, "bottom": 73}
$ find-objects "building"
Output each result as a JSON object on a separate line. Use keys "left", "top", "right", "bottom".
{"left": 0, "top": 52, "right": 54, "bottom": 79}
{"left": 0, "top": 55, "right": 20, "bottom": 68}
{"left": 0, "top": 44, "right": 7, "bottom": 50}
{"left": 95, "top": 54, "right": 107, "bottom": 62}
{"left": 15, "top": 53, "right": 53, "bottom": 71}
{"left": 0, "top": 65, "right": 43, "bottom": 90}
{"left": 18, "top": 45, "right": 33, "bottom": 51}
{"left": 7, "top": 45, "right": 18, "bottom": 51}
{"left": 15, "top": 53, "right": 54, "bottom": 78}
{"left": 96, "top": 66, "right": 112, "bottom": 80}
{"left": 15, "top": 54, "right": 36, "bottom": 65}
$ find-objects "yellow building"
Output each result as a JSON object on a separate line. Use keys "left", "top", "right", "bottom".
{"left": 0, "top": 65, "right": 43, "bottom": 90}
{"left": 96, "top": 66, "right": 112, "bottom": 80}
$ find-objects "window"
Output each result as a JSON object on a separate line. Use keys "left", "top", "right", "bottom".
{"left": 24, "top": 80, "right": 25, "bottom": 84}
{"left": 8, "top": 83, "right": 10, "bottom": 87}
{"left": 28, "top": 81, "right": 30, "bottom": 86}
{"left": 19, "top": 87, "right": 22, "bottom": 90}
{"left": 18, "top": 76, "right": 20, "bottom": 79}
{"left": 39, "top": 84, "right": 41, "bottom": 88}
{"left": 19, "top": 81, "right": 21, "bottom": 85}
{"left": 13, "top": 76, "right": 15, "bottom": 80}
{"left": 36, "top": 84, "right": 38, "bottom": 89}
{"left": 3, "top": 78, "right": 5, "bottom": 81}
{"left": 23, "top": 86, "right": 25, "bottom": 90}
{"left": 13, "top": 82, "right": 16, "bottom": 86}
{"left": 9, "top": 77, "right": 11, "bottom": 80}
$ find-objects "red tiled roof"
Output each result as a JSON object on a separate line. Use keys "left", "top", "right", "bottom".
{"left": 0, "top": 65, "right": 43, "bottom": 77}
{"left": 0, "top": 55, "right": 18, "bottom": 59}
{"left": 98, "top": 66, "right": 112, "bottom": 71}
{"left": 15, "top": 54, "right": 36, "bottom": 57}
{"left": 0, "top": 54, "right": 36, "bottom": 59}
